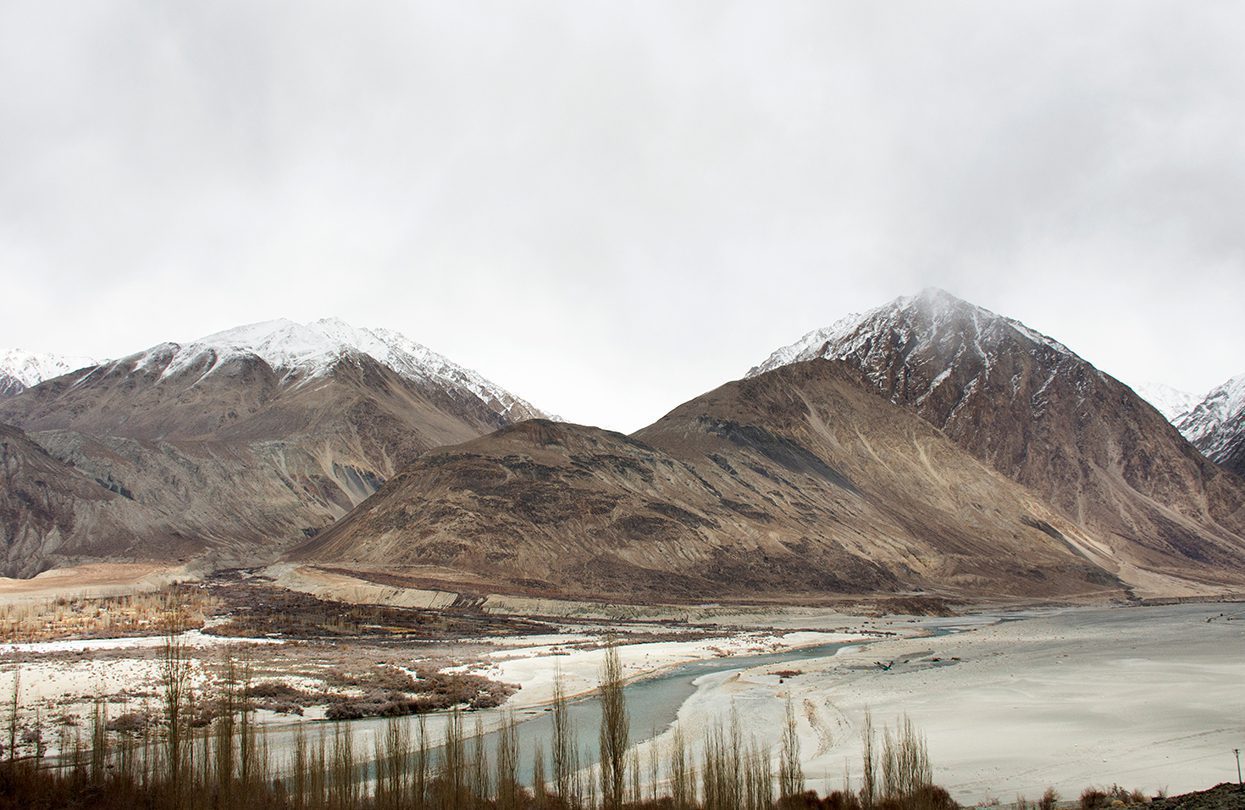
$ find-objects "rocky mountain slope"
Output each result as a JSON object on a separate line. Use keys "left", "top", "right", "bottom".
{"left": 1, "top": 423, "right": 127, "bottom": 567}
{"left": 0, "top": 318, "right": 547, "bottom": 576}
{"left": 750, "top": 289, "right": 1245, "bottom": 593}
{"left": 295, "top": 358, "right": 1167, "bottom": 602}
{"left": 1176, "top": 373, "right": 1245, "bottom": 477}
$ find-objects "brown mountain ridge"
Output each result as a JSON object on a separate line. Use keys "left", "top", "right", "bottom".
{"left": 294, "top": 359, "right": 1154, "bottom": 602}
{"left": 751, "top": 289, "right": 1245, "bottom": 594}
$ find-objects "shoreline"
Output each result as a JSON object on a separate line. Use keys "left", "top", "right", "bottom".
{"left": 3, "top": 592, "right": 1241, "bottom": 805}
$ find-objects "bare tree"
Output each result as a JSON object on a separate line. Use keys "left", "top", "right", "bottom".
{"left": 599, "top": 642, "right": 629, "bottom": 810}
{"left": 159, "top": 589, "right": 192, "bottom": 803}
{"left": 779, "top": 696, "right": 804, "bottom": 803}
{"left": 552, "top": 668, "right": 575, "bottom": 802}
{"left": 861, "top": 708, "right": 877, "bottom": 810}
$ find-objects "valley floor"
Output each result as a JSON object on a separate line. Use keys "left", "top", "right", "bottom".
{"left": 1, "top": 565, "right": 1241, "bottom": 805}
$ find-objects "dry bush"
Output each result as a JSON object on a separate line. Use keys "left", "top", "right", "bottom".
{"left": 0, "top": 585, "right": 210, "bottom": 643}
{"left": 104, "top": 711, "right": 151, "bottom": 735}
{"left": 1081, "top": 785, "right": 1148, "bottom": 810}
{"left": 325, "top": 665, "right": 517, "bottom": 721}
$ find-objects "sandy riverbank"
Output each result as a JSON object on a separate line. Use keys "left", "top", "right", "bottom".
{"left": 463, "top": 629, "right": 869, "bottom": 711}
{"left": 646, "top": 602, "right": 1244, "bottom": 804}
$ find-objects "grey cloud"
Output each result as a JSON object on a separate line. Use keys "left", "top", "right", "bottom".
{"left": 2, "top": 1, "right": 1242, "bottom": 430}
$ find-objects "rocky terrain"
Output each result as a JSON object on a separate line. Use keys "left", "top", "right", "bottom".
{"left": 0, "top": 319, "right": 547, "bottom": 576}
{"left": 751, "top": 289, "right": 1245, "bottom": 594}
{"left": 1149, "top": 783, "right": 1245, "bottom": 810}
{"left": 0, "top": 424, "right": 147, "bottom": 569}
{"left": 0, "top": 372, "right": 21, "bottom": 399}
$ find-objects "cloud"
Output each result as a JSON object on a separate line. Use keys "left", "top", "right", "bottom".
{"left": 2, "top": 1, "right": 1242, "bottom": 429}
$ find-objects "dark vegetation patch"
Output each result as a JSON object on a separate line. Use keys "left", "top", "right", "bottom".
{"left": 677, "top": 461, "right": 722, "bottom": 498}
{"left": 1080, "top": 785, "right": 1157, "bottom": 810}
{"left": 1083, "top": 566, "right": 1122, "bottom": 586}
{"left": 323, "top": 666, "right": 517, "bottom": 721}
{"left": 701, "top": 545, "right": 895, "bottom": 595}
{"left": 244, "top": 681, "right": 314, "bottom": 716}
{"left": 864, "top": 596, "right": 956, "bottom": 617}
{"left": 105, "top": 710, "right": 153, "bottom": 734}
{"left": 202, "top": 570, "right": 550, "bottom": 640}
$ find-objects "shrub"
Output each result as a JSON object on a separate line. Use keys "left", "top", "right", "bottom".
{"left": 105, "top": 711, "right": 150, "bottom": 734}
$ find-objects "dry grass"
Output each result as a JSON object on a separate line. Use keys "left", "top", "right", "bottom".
{"left": 0, "top": 586, "right": 209, "bottom": 643}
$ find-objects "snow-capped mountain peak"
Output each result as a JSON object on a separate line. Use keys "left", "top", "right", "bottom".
{"left": 748, "top": 288, "right": 1079, "bottom": 379}
{"left": 1175, "top": 372, "right": 1245, "bottom": 466}
{"left": 0, "top": 348, "right": 99, "bottom": 395}
{"left": 111, "top": 317, "right": 548, "bottom": 421}
{"left": 1133, "top": 382, "right": 1199, "bottom": 422}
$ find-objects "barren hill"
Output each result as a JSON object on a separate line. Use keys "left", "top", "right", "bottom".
{"left": 294, "top": 360, "right": 1141, "bottom": 602}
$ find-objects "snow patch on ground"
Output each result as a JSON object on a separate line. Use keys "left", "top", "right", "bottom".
{"left": 0, "top": 629, "right": 282, "bottom": 655}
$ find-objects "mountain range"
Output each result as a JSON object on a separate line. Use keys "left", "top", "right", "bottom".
{"left": 3, "top": 296, "right": 1244, "bottom": 602}
{"left": 0, "top": 318, "right": 546, "bottom": 576}
{"left": 298, "top": 290, "right": 1245, "bottom": 601}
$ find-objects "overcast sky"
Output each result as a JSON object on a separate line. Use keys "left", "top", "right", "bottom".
{"left": 3, "top": 2, "right": 1243, "bottom": 431}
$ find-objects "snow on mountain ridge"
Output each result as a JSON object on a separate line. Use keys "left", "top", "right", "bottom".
{"left": 748, "top": 288, "right": 1081, "bottom": 379}
{"left": 0, "top": 349, "right": 99, "bottom": 388}
{"left": 108, "top": 318, "right": 547, "bottom": 420}
{"left": 1175, "top": 372, "right": 1245, "bottom": 461}
{"left": 1134, "top": 382, "right": 1199, "bottom": 421}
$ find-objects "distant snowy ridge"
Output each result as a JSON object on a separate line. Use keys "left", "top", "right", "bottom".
{"left": 1176, "top": 372, "right": 1245, "bottom": 462}
{"left": 103, "top": 317, "right": 549, "bottom": 420}
{"left": 0, "top": 349, "right": 99, "bottom": 394}
{"left": 1134, "top": 382, "right": 1198, "bottom": 422}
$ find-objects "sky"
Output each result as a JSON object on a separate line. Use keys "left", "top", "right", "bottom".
{"left": 2, "top": 2, "right": 1243, "bottom": 432}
